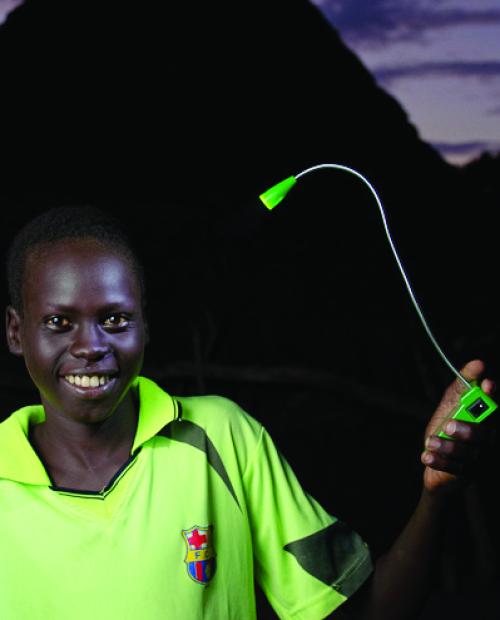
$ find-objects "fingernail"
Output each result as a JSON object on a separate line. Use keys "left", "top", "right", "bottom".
{"left": 426, "top": 437, "right": 441, "bottom": 450}
{"left": 422, "top": 452, "right": 434, "bottom": 465}
{"left": 445, "top": 421, "right": 457, "bottom": 436}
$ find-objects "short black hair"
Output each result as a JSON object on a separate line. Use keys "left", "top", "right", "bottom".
{"left": 6, "top": 206, "right": 146, "bottom": 313}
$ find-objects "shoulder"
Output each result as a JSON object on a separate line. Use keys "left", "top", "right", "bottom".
{"left": 0, "top": 404, "right": 44, "bottom": 442}
{"left": 176, "top": 394, "right": 261, "bottom": 431}
{"left": 171, "top": 394, "right": 265, "bottom": 473}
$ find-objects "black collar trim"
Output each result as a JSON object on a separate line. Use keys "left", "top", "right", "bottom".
{"left": 49, "top": 447, "right": 142, "bottom": 499}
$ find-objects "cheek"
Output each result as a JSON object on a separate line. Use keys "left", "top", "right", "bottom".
{"left": 22, "top": 337, "right": 63, "bottom": 385}
{"left": 115, "top": 332, "right": 145, "bottom": 365}
{"left": 22, "top": 331, "right": 60, "bottom": 368}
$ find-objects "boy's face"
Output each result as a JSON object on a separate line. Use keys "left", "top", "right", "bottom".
{"left": 6, "top": 238, "right": 147, "bottom": 425}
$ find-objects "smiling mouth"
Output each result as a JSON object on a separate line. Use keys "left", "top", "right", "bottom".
{"left": 64, "top": 374, "right": 113, "bottom": 388}
{"left": 60, "top": 374, "right": 119, "bottom": 399}
{"left": 61, "top": 373, "right": 118, "bottom": 401}
{"left": 63, "top": 375, "right": 117, "bottom": 399}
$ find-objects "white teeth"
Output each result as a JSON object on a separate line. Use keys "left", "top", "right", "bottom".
{"left": 64, "top": 375, "right": 112, "bottom": 388}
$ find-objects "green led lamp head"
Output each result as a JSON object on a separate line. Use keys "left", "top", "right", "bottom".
{"left": 259, "top": 163, "right": 497, "bottom": 434}
{"left": 259, "top": 176, "right": 297, "bottom": 210}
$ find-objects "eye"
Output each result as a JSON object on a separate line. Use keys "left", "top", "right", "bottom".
{"left": 102, "top": 314, "right": 130, "bottom": 329}
{"left": 45, "top": 316, "right": 72, "bottom": 331}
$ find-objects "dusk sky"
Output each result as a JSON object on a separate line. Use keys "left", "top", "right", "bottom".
{"left": 312, "top": 0, "right": 500, "bottom": 165}
{"left": 2, "top": 0, "right": 499, "bottom": 166}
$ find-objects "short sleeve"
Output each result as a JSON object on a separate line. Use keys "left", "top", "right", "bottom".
{"left": 243, "top": 427, "right": 373, "bottom": 620}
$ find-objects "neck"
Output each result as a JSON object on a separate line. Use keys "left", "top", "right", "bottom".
{"left": 30, "top": 389, "right": 139, "bottom": 471}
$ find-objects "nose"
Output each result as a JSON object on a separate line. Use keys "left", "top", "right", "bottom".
{"left": 69, "top": 321, "right": 110, "bottom": 361}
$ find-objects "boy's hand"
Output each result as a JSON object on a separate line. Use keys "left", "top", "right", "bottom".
{"left": 421, "top": 359, "right": 496, "bottom": 494}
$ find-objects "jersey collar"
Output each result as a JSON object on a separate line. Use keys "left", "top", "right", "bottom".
{"left": 130, "top": 375, "right": 178, "bottom": 454}
{"left": 0, "top": 376, "right": 177, "bottom": 486}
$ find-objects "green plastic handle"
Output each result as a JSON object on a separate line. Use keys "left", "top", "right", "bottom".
{"left": 437, "top": 385, "right": 497, "bottom": 440}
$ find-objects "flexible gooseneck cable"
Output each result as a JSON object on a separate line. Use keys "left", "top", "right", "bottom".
{"left": 294, "top": 163, "right": 471, "bottom": 389}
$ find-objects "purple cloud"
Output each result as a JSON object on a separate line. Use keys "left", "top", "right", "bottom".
{"left": 0, "top": 0, "right": 23, "bottom": 25}
{"left": 431, "top": 140, "right": 500, "bottom": 156}
{"left": 373, "top": 61, "right": 500, "bottom": 86}
{"left": 314, "top": 0, "right": 500, "bottom": 46}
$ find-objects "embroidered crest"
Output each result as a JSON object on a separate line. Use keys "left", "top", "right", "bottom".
{"left": 182, "top": 525, "right": 216, "bottom": 585}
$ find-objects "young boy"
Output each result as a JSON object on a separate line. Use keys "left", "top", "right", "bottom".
{"left": 1, "top": 206, "right": 494, "bottom": 619}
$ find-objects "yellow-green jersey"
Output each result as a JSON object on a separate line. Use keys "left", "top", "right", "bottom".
{"left": 0, "top": 376, "right": 372, "bottom": 619}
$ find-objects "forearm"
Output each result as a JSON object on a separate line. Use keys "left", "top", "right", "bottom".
{"left": 354, "top": 488, "right": 449, "bottom": 620}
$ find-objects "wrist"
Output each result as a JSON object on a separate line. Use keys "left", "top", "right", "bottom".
{"left": 418, "top": 486, "right": 450, "bottom": 516}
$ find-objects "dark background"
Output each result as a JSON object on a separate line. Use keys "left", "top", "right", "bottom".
{"left": 1, "top": 1, "right": 500, "bottom": 617}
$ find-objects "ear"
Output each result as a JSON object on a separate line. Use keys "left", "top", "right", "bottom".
{"left": 141, "top": 302, "right": 150, "bottom": 346}
{"left": 5, "top": 305, "right": 24, "bottom": 356}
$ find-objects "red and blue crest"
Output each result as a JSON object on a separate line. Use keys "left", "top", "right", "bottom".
{"left": 182, "top": 525, "right": 216, "bottom": 585}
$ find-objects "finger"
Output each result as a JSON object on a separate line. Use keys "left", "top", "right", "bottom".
{"left": 421, "top": 450, "right": 465, "bottom": 475}
{"left": 459, "top": 359, "right": 486, "bottom": 384}
{"left": 480, "top": 377, "right": 496, "bottom": 395}
{"left": 425, "top": 435, "right": 480, "bottom": 459}
{"left": 443, "top": 360, "right": 485, "bottom": 406}
{"left": 438, "top": 419, "right": 487, "bottom": 443}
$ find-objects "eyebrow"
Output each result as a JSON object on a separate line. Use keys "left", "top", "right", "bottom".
{"left": 44, "top": 302, "right": 137, "bottom": 313}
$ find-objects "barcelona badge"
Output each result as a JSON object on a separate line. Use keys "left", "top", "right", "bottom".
{"left": 182, "top": 525, "right": 216, "bottom": 585}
